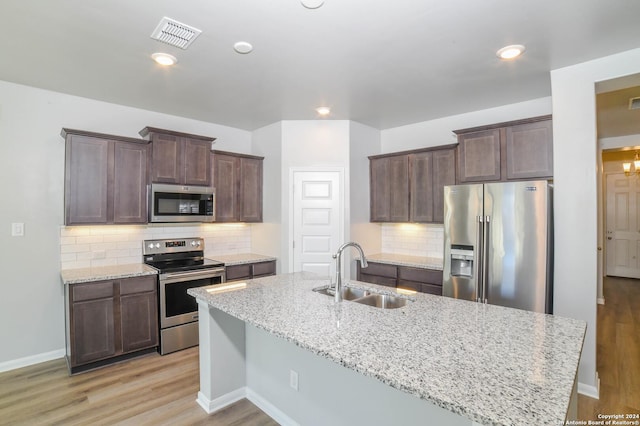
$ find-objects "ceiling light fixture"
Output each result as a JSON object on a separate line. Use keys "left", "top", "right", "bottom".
{"left": 233, "top": 41, "right": 253, "bottom": 54}
{"left": 301, "top": 0, "right": 325, "bottom": 9}
{"left": 623, "top": 151, "right": 640, "bottom": 177}
{"left": 496, "top": 44, "right": 526, "bottom": 60}
{"left": 151, "top": 52, "right": 177, "bottom": 66}
{"left": 316, "top": 106, "right": 331, "bottom": 116}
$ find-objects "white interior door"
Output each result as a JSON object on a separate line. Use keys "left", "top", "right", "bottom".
{"left": 292, "top": 170, "right": 342, "bottom": 278}
{"left": 605, "top": 173, "right": 640, "bottom": 278}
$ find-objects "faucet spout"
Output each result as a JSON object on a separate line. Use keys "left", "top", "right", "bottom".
{"left": 333, "top": 242, "right": 368, "bottom": 303}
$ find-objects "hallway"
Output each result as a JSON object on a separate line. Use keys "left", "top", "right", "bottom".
{"left": 578, "top": 276, "right": 640, "bottom": 418}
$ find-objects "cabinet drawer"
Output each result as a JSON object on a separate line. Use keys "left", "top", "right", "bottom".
{"left": 252, "top": 261, "right": 275, "bottom": 277}
{"left": 396, "top": 280, "right": 420, "bottom": 292}
{"left": 421, "top": 283, "right": 443, "bottom": 296}
{"left": 358, "top": 273, "right": 397, "bottom": 288}
{"left": 120, "top": 275, "right": 157, "bottom": 295}
{"left": 226, "top": 264, "right": 251, "bottom": 281}
{"left": 398, "top": 267, "right": 442, "bottom": 285}
{"left": 72, "top": 281, "right": 115, "bottom": 302}
{"left": 362, "top": 262, "right": 397, "bottom": 279}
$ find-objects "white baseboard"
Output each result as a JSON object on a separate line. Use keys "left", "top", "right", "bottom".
{"left": 597, "top": 297, "right": 605, "bottom": 305}
{"left": 577, "top": 373, "right": 600, "bottom": 399}
{"left": 0, "top": 348, "right": 65, "bottom": 373}
{"left": 196, "top": 388, "right": 247, "bottom": 414}
{"left": 246, "top": 388, "right": 299, "bottom": 426}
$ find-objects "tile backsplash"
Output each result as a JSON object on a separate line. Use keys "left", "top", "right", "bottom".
{"left": 380, "top": 223, "right": 444, "bottom": 259}
{"left": 60, "top": 224, "right": 251, "bottom": 270}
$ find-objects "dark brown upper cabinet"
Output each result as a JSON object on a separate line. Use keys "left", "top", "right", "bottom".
{"left": 454, "top": 115, "right": 552, "bottom": 183}
{"left": 369, "top": 145, "right": 456, "bottom": 224}
{"left": 212, "top": 150, "right": 264, "bottom": 223}
{"left": 62, "top": 129, "right": 149, "bottom": 225}
{"left": 139, "top": 127, "right": 215, "bottom": 187}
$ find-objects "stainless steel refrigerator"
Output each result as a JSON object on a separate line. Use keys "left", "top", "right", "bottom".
{"left": 442, "top": 180, "right": 553, "bottom": 313}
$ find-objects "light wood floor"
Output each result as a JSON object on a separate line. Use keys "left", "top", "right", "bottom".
{"left": 578, "top": 276, "right": 640, "bottom": 419}
{"left": 0, "top": 347, "right": 278, "bottom": 425}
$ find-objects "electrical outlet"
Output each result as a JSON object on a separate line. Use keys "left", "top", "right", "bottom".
{"left": 289, "top": 369, "right": 298, "bottom": 391}
{"left": 11, "top": 223, "right": 24, "bottom": 237}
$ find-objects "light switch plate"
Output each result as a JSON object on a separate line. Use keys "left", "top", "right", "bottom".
{"left": 11, "top": 223, "right": 24, "bottom": 237}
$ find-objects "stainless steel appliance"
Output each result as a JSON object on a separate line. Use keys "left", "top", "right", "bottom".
{"left": 143, "top": 237, "right": 225, "bottom": 354}
{"left": 442, "top": 180, "right": 553, "bottom": 313}
{"left": 149, "top": 183, "right": 215, "bottom": 223}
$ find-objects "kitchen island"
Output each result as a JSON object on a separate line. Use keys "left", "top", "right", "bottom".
{"left": 188, "top": 272, "right": 585, "bottom": 426}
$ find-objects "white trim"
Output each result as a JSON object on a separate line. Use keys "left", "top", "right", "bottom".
{"left": 0, "top": 348, "right": 65, "bottom": 373}
{"left": 597, "top": 297, "right": 605, "bottom": 305}
{"left": 288, "top": 167, "right": 345, "bottom": 274}
{"left": 246, "top": 388, "right": 299, "bottom": 426}
{"left": 196, "top": 388, "right": 247, "bottom": 414}
{"left": 577, "top": 373, "right": 600, "bottom": 399}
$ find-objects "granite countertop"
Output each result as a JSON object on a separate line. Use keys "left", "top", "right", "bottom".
{"left": 189, "top": 272, "right": 585, "bottom": 426}
{"left": 209, "top": 253, "right": 277, "bottom": 266}
{"left": 60, "top": 263, "right": 158, "bottom": 285}
{"left": 366, "top": 253, "right": 443, "bottom": 270}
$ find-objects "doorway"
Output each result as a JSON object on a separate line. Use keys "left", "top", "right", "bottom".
{"left": 290, "top": 169, "right": 344, "bottom": 278}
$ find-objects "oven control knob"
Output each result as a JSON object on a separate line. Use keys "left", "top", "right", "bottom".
{"left": 155, "top": 243, "right": 161, "bottom": 249}
{"left": 191, "top": 241, "right": 197, "bottom": 247}
{"left": 196, "top": 241, "right": 201, "bottom": 247}
{"left": 148, "top": 243, "right": 154, "bottom": 249}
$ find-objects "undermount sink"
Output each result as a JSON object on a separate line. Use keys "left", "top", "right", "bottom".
{"left": 312, "top": 285, "right": 410, "bottom": 309}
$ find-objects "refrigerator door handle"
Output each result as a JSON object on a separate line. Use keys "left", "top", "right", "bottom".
{"left": 482, "top": 215, "right": 490, "bottom": 304}
{"left": 476, "top": 215, "right": 484, "bottom": 303}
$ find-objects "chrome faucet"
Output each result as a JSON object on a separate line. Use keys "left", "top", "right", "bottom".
{"left": 332, "top": 242, "right": 368, "bottom": 303}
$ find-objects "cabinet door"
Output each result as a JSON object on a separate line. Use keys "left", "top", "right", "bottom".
{"left": 65, "top": 135, "right": 110, "bottom": 224}
{"left": 370, "top": 155, "right": 409, "bottom": 222}
{"left": 226, "top": 264, "right": 252, "bottom": 281}
{"left": 410, "top": 152, "right": 434, "bottom": 223}
{"left": 120, "top": 291, "right": 158, "bottom": 353}
{"left": 432, "top": 148, "right": 456, "bottom": 223}
{"left": 370, "top": 157, "right": 391, "bottom": 221}
{"left": 252, "top": 261, "right": 276, "bottom": 277}
{"left": 505, "top": 119, "right": 553, "bottom": 180}
{"left": 151, "top": 133, "right": 183, "bottom": 184}
{"left": 113, "top": 142, "right": 148, "bottom": 224}
{"left": 239, "top": 157, "right": 263, "bottom": 222}
{"left": 213, "top": 154, "right": 240, "bottom": 222}
{"left": 72, "top": 297, "right": 116, "bottom": 365}
{"left": 184, "top": 138, "right": 211, "bottom": 186}
{"left": 457, "top": 129, "right": 501, "bottom": 183}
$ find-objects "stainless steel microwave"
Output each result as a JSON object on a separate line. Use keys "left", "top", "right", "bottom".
{"left": 149, "top": 184, "right": 215, "bottom": 223}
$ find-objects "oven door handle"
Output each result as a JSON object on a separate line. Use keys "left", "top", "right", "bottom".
{"left": 160, "top": 269, "right": 226, "bottom": 284}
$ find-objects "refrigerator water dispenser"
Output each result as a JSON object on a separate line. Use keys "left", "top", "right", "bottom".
{"left": 450, "top": 245, "right": 474, "bottom": 277}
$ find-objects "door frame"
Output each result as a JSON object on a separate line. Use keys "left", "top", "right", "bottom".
{"left": 288, "top": 167, "right": 345, "bottom": 274}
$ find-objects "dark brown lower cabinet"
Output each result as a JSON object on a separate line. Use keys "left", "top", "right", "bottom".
{"left": 225, "top": 260, "right": 276, "bottom": 282}
{"left": 357, "top": 261, "right": 443, "bottom": 295}
{"left": 66, "top": 275, "right": 158, "bottom": 374}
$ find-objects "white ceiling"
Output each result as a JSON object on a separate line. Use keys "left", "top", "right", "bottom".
{"left": 2, "top": 0, "right": 640, "bottom": 131}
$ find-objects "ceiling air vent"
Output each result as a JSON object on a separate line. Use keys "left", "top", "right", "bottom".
{"left": 150, "top": 17, "right": 202, "bottom": 50}
{"left": 630, "top": 96, "right": 640, "bottom": 110}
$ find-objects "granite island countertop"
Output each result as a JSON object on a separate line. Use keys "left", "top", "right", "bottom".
{"left": 60, "top": 263, "right": 158, "bottom": 285}
{"left": 189, "top": 272, "right": 586, "bottom": 426}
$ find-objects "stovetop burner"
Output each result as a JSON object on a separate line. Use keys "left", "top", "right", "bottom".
{"left": 142, "top": 237, "right": 224, "bottom": 273}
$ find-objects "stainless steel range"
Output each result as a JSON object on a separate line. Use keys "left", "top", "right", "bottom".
{"left": 143, "top": 237, "right": 225, "bottom": 355}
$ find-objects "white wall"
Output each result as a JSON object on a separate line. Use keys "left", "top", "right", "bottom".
{"left": 251, "top": 122, "right": 284, "bottom": 272}
{"left": 381, "top": 97, "right": 552, "bottom": 153}
{"left": 550, "top": 47, "right": 640, "bottom": 396}
{"left": 348, "top": 121, "right": 382, "bottom": 276}
{"left": 0, "top": 80, "right": 251, "bottom": 366}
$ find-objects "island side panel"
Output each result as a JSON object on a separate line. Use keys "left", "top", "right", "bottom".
{"left": 196, "top": 301, "right": 247, "bottom": 413}
{"left": 244, "top": 324, "right": 473, "bottom": 426}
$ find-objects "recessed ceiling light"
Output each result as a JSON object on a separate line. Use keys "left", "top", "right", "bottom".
{"left": 301, "top": 0, "right": 325, "bottom": 9}
{"left": 234, "top": 41, "right": 253, "bottom": 54}
{"left": 151, "top": 52, "right": 178, "bottom": 66}
{"left": 316, "top": 106, "right": 331, "bottom": 116}
{"left": 496, "top": 44, "right": 526, "bottom": 60}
